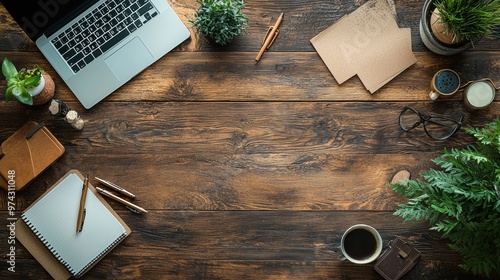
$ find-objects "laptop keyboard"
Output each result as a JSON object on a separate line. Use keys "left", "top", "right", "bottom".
{"left": 51, "top": 0, "right": 158, "bottom": 73}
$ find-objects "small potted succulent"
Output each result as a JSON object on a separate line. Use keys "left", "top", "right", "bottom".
{"left": 1, "top": 58, "right": 55, "bottom": 106}
{"left": 419, "top": 0, "right": 500, "bottom": 55}
{"left": 190, "top": 0, "right": 249, "bottom": 46}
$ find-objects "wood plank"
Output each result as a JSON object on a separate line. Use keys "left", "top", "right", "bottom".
{"left": 0, "top": 101, "right": 495, "bottom": 154}
{"left": 0, "top": 51, "right": 499, "bottom": 103}
{"left": 6, "top": 211, "right": 479, "bottom": 279}
{"left": 1, "top": 1, "right": 498, "bottom": 52}
{"left": 1, "top": 101, "right": 496, "bottom": 211}
{"left": 5, "top": 258, "right": 480, "bottom": 280}
{"left": 1, "top": 152, "right": 420, "bottom": 211}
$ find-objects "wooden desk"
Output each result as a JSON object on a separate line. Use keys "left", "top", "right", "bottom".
{"left": 0, "top": 1, "right": 498, "bottom": 279}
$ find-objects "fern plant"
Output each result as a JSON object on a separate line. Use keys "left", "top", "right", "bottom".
{"left": 390, "top": 118, "right": 500, "bottom": 277}
{"left": 190, "top": 0, "right": 249, "bottom": 46}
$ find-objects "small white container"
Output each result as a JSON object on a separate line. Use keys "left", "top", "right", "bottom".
{"left": 463, "top": 81, "right": 496, "bottom": 110}
{"left": 26, "top": 75, "right": 46, "bottom": 97}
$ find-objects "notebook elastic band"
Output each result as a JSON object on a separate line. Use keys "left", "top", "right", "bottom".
{"left": 25, "top": 122, "right": 45, "bottom": 139}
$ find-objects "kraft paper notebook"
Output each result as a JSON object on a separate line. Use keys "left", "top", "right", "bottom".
{"left": 0, "top": 121, "right": 64, "bottom": 191}
{"left": 16, "top": 170, "right": 131, "bottom": 279}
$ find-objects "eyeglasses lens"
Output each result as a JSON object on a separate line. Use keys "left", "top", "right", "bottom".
{"left": 399, "top": 109, "right": 421, "bottom": 131}
{"left": 424, "top": 118, "right": 458, "bottom": 139}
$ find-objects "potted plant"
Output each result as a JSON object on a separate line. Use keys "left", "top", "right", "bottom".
{"left": 190, "top": 0, "right": 249, "bottom": 46}
{"left": 1, "top": 58, "right": 55, "bottom": 106}
{"left": 389, "top": 119, "right": 500, "bottom": 277}
{"left": 419, "top": 0, "right": 500, "bottom": 55}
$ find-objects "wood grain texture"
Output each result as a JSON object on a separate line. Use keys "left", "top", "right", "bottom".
{"left": 0, "top": 0, "right": 499, "bottom": 52}
{"left": 10, "top": 211, "right": 472, "bottom": 280}
{"left": 0, "top": 0, "right": 498, "bottom": 279}
{"left": 0, "top": 51, "right": 498, "bottom": 102}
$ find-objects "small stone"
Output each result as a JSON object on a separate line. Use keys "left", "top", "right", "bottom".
{"left": 49, "top": 99, "right": 60, "bottom": 115}
{"left": 71, "top": 118, "right": 85, "bottom": 130}
{"left": 391, "top": 170, "right": 410, "bottom": 184}
{"left": 65, "top": 110, "right": 79, "bottom": 123}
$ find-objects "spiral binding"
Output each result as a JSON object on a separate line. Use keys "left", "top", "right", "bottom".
{"left": 74, "top": 232, "right": 127, "bottom": 278}
{"left": 20, "top": 213, "right": 77, "bottom": 275}
{"left": 21, "top": 213, "right": 126, "bottom": 277}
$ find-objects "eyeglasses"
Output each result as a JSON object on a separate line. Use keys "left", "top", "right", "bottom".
{"left": 399, "top": 106, "right": 464, "bottom": 140}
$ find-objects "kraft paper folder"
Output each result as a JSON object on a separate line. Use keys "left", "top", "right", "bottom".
{"left": 310, "top": 0, "right": 416, "bottom": 93}
{"left": 16, "top": 170, "right": 131, "bottom": 279}
{"left": 0, "top": 121, "right": 64, "bottom": 191}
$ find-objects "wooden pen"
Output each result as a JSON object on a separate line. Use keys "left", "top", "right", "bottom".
{"left": 76, "top": 174, "right": 89, "bottom": 232}
{"left": 94, "top": 176, "right": 136, "bottom": 199}
{"left": 96, "top": 186, "right": 148, "bottom": 214}
{"left": 256, "top": 13, "right": 284, "bottom": 62}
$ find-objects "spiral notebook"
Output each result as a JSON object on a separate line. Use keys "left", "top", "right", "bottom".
{"left": 18, "top": 170, "right": 131, "bottom": 279}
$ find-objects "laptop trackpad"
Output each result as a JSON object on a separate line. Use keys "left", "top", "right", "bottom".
{"left": 105, "top": 37, "right": 153, "bottom": 81}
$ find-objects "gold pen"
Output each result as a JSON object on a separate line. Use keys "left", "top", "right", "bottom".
{"left": 76, "top": 174, "right": 89, "bottom": 232}
{"left": 94, "top": 177, "right": 136, "bottom": 199}
{"left": 256, "top": 12, "right": 284, "bottom": 62}
{"left": 96, "top": 186, "right": 148, "bottom": 214}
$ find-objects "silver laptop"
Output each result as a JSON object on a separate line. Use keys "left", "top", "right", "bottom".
{"left": 2, "top": 0, "right": 190, "bottom": 109}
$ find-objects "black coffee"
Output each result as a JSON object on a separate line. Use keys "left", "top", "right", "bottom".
{"left": 343, "top": 228, "right": 377, "bottom": 260}
{"left": 434, "top": 70, "right": 459, "bottom": 94}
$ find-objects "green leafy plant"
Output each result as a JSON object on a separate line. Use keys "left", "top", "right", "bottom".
{"left": 190, "top": 0, "right": 249, "bottom": 46}
{"left": 1, "top": 58, "right": 44, "bottom": 105}
{"left": 434, "top": 0, "right": 500, "bottom": 43}
{"left": 390, "top": 118, "right": 500, "bottom": 277}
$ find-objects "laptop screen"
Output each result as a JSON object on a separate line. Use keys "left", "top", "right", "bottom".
{"left": 1, "top": 0, "right": 96, "bottom": 40}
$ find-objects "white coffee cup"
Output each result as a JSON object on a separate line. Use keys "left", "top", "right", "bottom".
{"left": 338, "top": 224, "right": 383, "bottom": 264}
{"left": 463, "top": 80, "right": 496, "bottom": 110}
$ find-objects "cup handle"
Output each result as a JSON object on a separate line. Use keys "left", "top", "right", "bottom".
{"left": 429, "top": 91, "right": 439, "bottom": 100}
{"left": 336, "top": 246, "right": 347, "bottom": 261}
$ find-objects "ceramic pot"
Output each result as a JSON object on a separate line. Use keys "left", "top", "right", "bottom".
{"left": 29, "top": 73, "right": 55, "bottom": 106}
{"left": 419, "top": 0, "right": 473, "bottom": 55}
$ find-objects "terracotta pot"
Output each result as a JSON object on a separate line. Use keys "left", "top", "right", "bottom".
{"left": 31, "top": 73, "right": 55, "bottom": 106}
{"left": 419, "top": 0, "right": 473, "bottom": 55}
{"left": 430, "top": 8, "right": 464, "bottom": 45}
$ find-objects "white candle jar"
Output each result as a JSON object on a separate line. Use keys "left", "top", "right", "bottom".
{"left": 463, "top": 81, "right": 496, "bottom": 110}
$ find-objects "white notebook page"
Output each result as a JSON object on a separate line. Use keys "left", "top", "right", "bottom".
{"left": 21, "top": 173, "right": 127, "bottom": 277}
